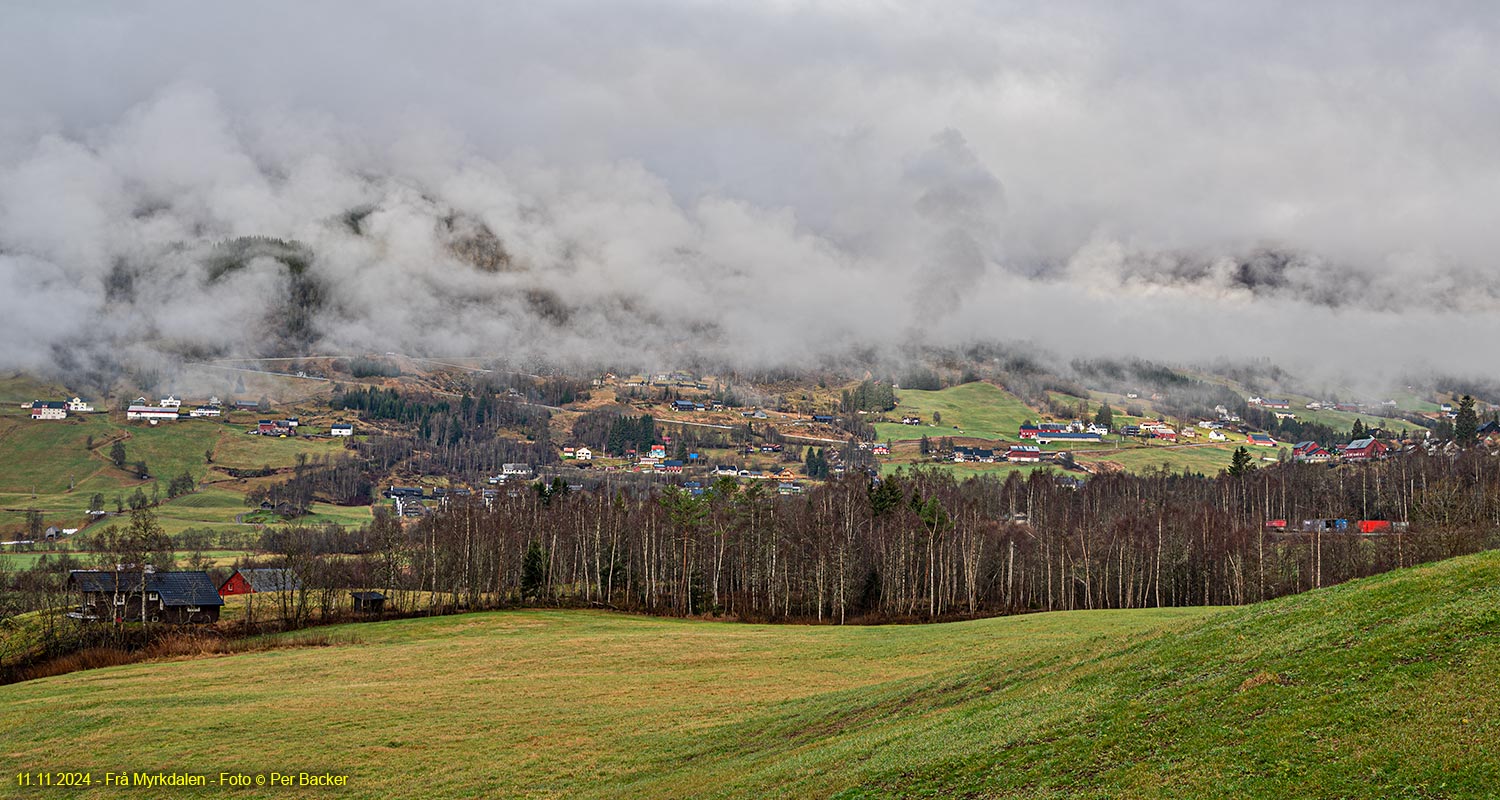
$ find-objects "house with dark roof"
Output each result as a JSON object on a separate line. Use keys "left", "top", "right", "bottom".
{"left": 30, "top": 401, "right": 67, "bottom": 420}
{"left": 69, "top": 570, "right": 223, "bottom": 624}
{"left": 1246, "top": 432, "right": 1277, "bottom": 447}
{"left": 218, "top": 568, "right": 303, "bottom": 597}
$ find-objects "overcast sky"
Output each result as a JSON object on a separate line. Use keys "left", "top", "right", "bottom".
{"left": 1, "top": 2, "right": 1497, "bottom": 381}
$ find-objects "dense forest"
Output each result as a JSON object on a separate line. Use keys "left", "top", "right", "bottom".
{"left": 15, "top": 450, "right": 1495, "bottom": 628}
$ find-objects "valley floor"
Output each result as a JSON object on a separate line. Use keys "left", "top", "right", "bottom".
{"left": 4, "top": 552, "right": 1499, "bottom": 798}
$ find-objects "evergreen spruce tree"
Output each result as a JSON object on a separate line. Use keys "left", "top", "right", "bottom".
{"left": 521, "top": 540, "right": 548, "bottom": 601}
{"left": 1456, "top": 395, "right": 1478, "bottom": 445}
{"left": 1351, "top": 419, "right": 1366, "bottom": 440}
{"left": 1227, "top": 446, "right": 1255, "bottom": 477}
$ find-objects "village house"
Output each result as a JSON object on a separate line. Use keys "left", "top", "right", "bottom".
{"left": 158, "top": 395, "right": 182, "bottom": 409}
{"left": 1246, "top": 432, "right": 1277, "bottom": 447}
{"left": 1292, "top": 441, "right": 1333, "bottom": 463}
{"left": 256, "top": 419, "right": 291, "bottom": 436}
{"left": 1208, "top": 429, "right": 1228, "bottom": 441}
{"left": 777, "top": 482, "right": 803, "bottom": 495}
{"left": 871, "top": 443, "right": 891, "bottom": 455}
{"left": 330, "top": 422, "right": 354, "bottom": 436}
{"left": 952, "top": 447, "right": 996, "bottom": 463}
{"left": 66, "top": 397, "right": 94, "bottom": 412}
{"left": 189, "top": 404, "right": 222, "bottom": 417}
{"left": 29, "top": 401, "right": 67, "bottom": 420}
{"left": 395, "top": 496, "right": 427, "bottom": 517}
{"left": 218, "top": 568, "right": 302, "bottom": 597}
{"left": 812, "top": 414, "right": 835, "bottom": 423}
{"left": 69, "top": 570, "right": 223, "bottom": 624}
{"left": 574, "top": 446, "right": 592, "bottom": 461}
{"left": 502, "top": 463, "right": 533, "bottom": 478}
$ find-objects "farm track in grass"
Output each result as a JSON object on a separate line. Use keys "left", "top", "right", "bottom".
{"left": 4, "top": 551, "right": 1498, "bottom": 798}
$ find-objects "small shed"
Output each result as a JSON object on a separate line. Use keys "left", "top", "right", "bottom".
{"left": 351, "top": 591, "right": 386, "bottom": 614}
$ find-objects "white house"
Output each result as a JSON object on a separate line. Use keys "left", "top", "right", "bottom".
{"left": 330, "top": 423, "right": 354, "bottom": 437}
{"left": 189, "top": 405, "right": 222, "bottom": 417}
{"left": 30, "top": 401, "right": 67, "bottom": 420}
{"left": 502, "top": 463, "right": 533, "bottom": 477}
{"left": 127, "top": 405, "right": 179, "bottom": 422}
{"left": 574, "top": 446, "right": 593, "bottom": 461}
{"left": 1208, "top": 430, "right": 1227, "bottom": 441}
{"left": 66, "top": 397, "right": 94, "bottom": 412}
{"left": 158, "top": 395, "right": 182, "bottom": 409}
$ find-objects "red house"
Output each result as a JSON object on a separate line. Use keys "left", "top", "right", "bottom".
{"left": 218, "top": 568, "right": 302, "bottom": 597}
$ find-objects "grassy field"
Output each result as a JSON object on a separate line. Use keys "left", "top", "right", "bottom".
{"left": 4, "top": 551, "right": 1498, "bottom": 798}
{"left": 874, "top": 381, "right": 1038, "bottom": 443}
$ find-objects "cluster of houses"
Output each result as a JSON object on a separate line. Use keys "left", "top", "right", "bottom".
{"left": 1018, "top": 421, "right": 1111, "bottom": 443}
{"left": 126, "top": 395, "right": 228, "bottom": 422}
{"left": 1290, "top": 437, "right": 1387, "bottom": 462}
{"left": 66, "top": 567, "right": 392, "bottom": 624}
{"left": 950, "top": 444, "right": 1044, "bottom": 464}
{"left": 23, "top": 397, "right": 95, "bottom": 420}
{"left": 1262, "top": 518, "right": 1410, "bottom": 534}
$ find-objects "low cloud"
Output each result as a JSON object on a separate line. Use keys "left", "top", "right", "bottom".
{"left": 1, "top": 2, "right": 1497, "bottom": 385}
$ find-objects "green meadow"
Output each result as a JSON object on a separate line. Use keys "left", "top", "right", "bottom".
{"left": 4, "top": 551, "right": 1498, "bottom": 798}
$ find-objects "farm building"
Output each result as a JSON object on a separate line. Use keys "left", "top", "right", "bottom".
{"left": 218, "top": 568, "right": 303, "bottom": 597}
{"left": 126, "top": 405, "right": 179, "bottom": 421}
{"left": 189, "top": 405, "right": 222, "bottom": 417}
{"left": 352, "top": 591, "right": 386, "bottom": 614}
{"left": 1007, "top": 445, "right": 1042, "bottom": 463}
{"left": 330, "top": 423, "right": 354, "bottom": 436}
{"left": 1340, "top": 437, "right": 1388, "bottom": 461}
{"left": 30, "top": 401, "right": 67, "bottom": 420}
{"left": 1246, "top": 433, "right": 1277, "bottom": 447}
{"left": 1035, "top": 431, "right": 1102, "bottom": 444}
{"left": 69, "top": 570, "right": 223, "bottom": 624}
{"left": 66, "top": 397, "right": 94, "bottom": 412}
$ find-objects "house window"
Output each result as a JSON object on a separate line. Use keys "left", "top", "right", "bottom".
{"left": 147, "top": 592, "right": 158, "bottom": 601}
{"left": 187, "top": 605, "right": 200, "bottom": 613}
{"left": 114, "top": 594, "right": 125, "bottom": 606}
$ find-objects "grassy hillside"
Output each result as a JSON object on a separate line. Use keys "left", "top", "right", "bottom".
{"left": 4, "top": 552, "right": 1498, "bottom": 798}
{"left": 875, "top": 381, "right": 1038, "bottom": 442}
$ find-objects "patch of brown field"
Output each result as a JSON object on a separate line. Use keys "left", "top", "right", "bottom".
{"left": 14, "top": 630, "right": 356, "bottom": 683}
{"left": 1236, "top": 670, "right": 1291, "bottom": 692}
